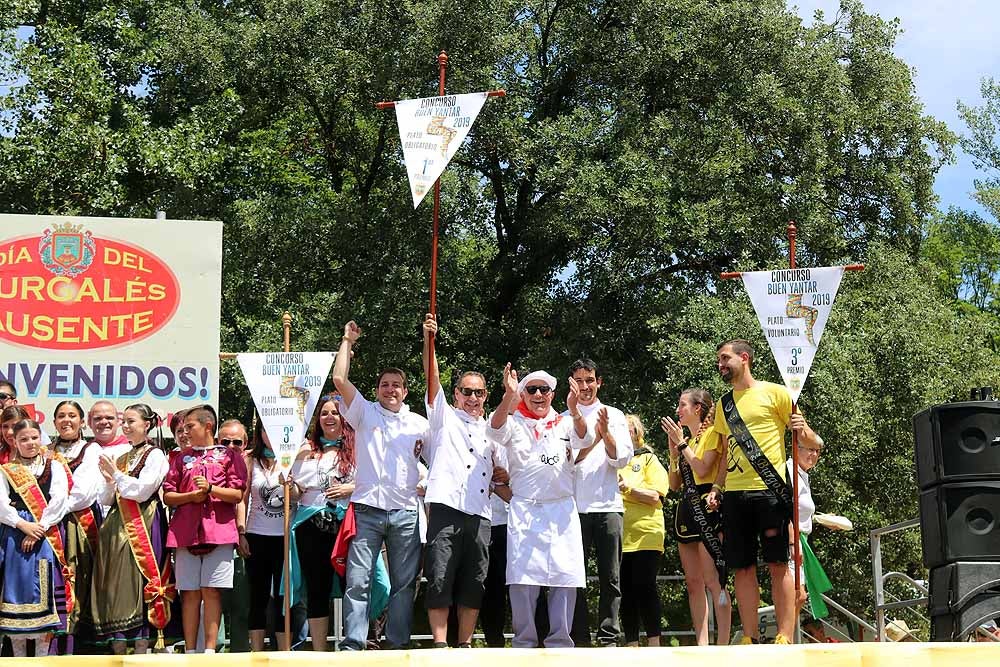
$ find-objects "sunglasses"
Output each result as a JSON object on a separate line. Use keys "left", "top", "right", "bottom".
{"left": 524, "top": 385, "right": 552, "bottom": 395}
{"left": 0, "top": 393, "right": 13, "bottom": 402}
{"left": 457, "top": 387, "right": 487, "bottom": 398}
{"left": 220, "top": 438, "right": 244, "bottom": 447}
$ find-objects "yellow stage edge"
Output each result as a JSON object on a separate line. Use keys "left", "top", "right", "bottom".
{"left": 12, "top": 643, "right": 1000, "bottom": 667}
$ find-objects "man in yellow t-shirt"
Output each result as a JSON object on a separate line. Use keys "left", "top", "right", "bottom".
{"left": 706, "top": 340, "right": 821, "bottom": 645}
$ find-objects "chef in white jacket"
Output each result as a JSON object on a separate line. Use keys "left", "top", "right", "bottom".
{"left": 487, "top": 364, "right": 600, "bottom": 648}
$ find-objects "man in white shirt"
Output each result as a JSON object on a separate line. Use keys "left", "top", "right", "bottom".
{"left": 421, "top": 314, "right": 509, "bottom": 647}
{"left": 88, "top": 400, "right": 131, "bottom": 460}
{"left": 333, "top": 320, "right": 429, "bottom": 651}
{"left": 488, "top": 364, "right": 599, "bottom": 648}
{"left": 567, "top": 359, "right": 632, "bottom": 646}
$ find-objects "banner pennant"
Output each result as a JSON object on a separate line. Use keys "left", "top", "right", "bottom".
{"left": 394, "top": 92, "right": 489, "bottom": 208}
{"left": 237, "top": 352, "right": 334, "bottom": 473}
{"left": 741, "top": 266, "right": 845, "bottom": 403}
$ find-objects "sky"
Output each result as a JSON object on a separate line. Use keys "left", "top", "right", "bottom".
{"left": 791, "top": 0, "right": 1000, "bottom": 217}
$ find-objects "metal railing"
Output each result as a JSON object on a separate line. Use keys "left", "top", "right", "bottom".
{"left": 870, "top": 517, "right": 927, "bottom": 641}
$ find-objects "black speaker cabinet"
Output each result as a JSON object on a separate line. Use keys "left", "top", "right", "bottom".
{"left": 920, "top": 482, "right": 1000, "bottom": 569}
{"left": 930, "top": 590, "right": 1000, "bottom": 640}
{"left": 915, "top": 401, "right": 1000, "bottom": 489}
{"left": 929, "top": 561, "right": 1000, "bottom": 611}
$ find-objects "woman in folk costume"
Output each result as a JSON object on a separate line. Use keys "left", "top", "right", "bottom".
{"left": 49, "top": 400, "right": 102, "bottom": 651}
{"left": 1, "top": 406, "right": 31, "bottom": 465}
{"left": 90, "top": 403, "right": 173, "bottom": 653}
{"left": 0, "top": 419, "right": 71, "bottom": 656}
{"left": 487, "top": 365, "right": 595, "bottom": 648}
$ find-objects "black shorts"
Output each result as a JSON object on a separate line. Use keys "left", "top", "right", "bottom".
{"left": 722, "top": 490, "right": 790, "bottom": 568}
{"left": 423, "top": 503, "right": 491, "bottom": 609}
{"left": 673, "top": 483, "right": 722, "bottom": 544}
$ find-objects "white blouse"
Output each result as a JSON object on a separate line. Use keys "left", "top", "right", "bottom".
{"left": 0, "top": 457, "right": 70, "bottom": 530}
{"left": 99, "top": 446, "right": 168, "bottom": 507}
{"left": 51, "top": 438, "right": 102, "bottom": 513}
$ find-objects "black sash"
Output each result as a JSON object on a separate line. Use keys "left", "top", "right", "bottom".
{"left": 720, "top": 390, "right": 792, "bottom": 514}
{"left": 677, "top": 440, "right": 727, "bottom": 591}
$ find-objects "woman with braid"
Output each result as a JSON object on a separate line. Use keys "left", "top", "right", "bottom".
{"left": 661, "top": 389, "right": 731, "bottom": 645}
{"left": 91, "top": 404, "right": 172, "bottom": 653}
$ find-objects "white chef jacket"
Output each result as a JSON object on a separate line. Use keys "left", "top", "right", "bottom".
{"left": 488, "top": 407, "right": 592, "bottom": 587}
{"left": 343, "top": 394, "right": 428, "bottom": 511}
{"left": 568, "top": 400, "right": 632, "bottom": 513}
{"left": 424, "top": 386, "right": 495, "bottom": 519}
{"left": 0, "top": 457, "right": 69, "bottom": 530}
{"left": 52, "top": 438, "right": 102, "bottom": 514}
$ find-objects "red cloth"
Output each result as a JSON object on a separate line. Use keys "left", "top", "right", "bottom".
{"left": 330, "top": 502, "right": 356, "bottom": 577}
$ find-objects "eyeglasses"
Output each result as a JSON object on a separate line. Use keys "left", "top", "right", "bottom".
{"left": 457, "top": 387, "right": 487, "bottom": 398}
{"left": 524, "top": 385, "right": 552, "bottom": 395}
{"left": 219, "top": 438, "right": 244, "bottom": 447}
{"left": 798, "top": 446, "right": 822, "bottom": 457}
{"left": 0, "top": 393, "right": 13, "bottom": 402}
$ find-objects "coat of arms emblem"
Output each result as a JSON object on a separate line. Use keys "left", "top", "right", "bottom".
{"left": 38, "top": 222, "right": 96, "bottom": 277}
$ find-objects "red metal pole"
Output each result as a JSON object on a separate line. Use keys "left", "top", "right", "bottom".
{"left": 425, "top": 51, "right": 448, "bottom": 401}
{"left": 430, "top": 51, "right": 447, "bottom": 321}
{"left": 788, "top": 221, "right": 803, "bottom": 632}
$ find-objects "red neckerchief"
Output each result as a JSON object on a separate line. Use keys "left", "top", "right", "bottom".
{"left": 516, "top": 401, "right": 562, "bottom": 439}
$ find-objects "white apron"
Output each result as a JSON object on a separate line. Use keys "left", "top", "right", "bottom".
{"left": 506, "top": 495, "right": 585, "bottom": 587}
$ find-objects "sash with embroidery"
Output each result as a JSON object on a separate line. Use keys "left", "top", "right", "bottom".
{"left": 52, "top": 444, "right": 100, "bottom": 552}
{"left": 116, "top": 447, "right": 176, "bottom": 648}
{"left": 720, "top": 390, "right": 792, "bottom": 513}
{"left": 1, "top": 458, "right": 75, "bottom": 626}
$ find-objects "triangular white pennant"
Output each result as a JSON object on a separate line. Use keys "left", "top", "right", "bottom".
{"left": 394, "top": 92, "right": 489, "bottom": 208}
{"left": 237, "top": 352, "right": 335, "bottom": 473}
{"left": 741, "top": 266, "right": 845, "bottom": 403}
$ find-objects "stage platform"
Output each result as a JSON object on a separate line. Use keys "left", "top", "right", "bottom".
{"left": 6, "top": 644, "right": 998, "bottom": 666}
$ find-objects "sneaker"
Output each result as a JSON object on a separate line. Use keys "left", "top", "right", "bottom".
{"left": 774, "top": 634, "right": 791, "bottom": 645}
{"left": 739, "top": 636, "right": 758, "bottom": 645}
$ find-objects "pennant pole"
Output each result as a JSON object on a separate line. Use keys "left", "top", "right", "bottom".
{"left": 786, "top": 222, "right": 804, "bottom": 606}
{"left": 375, "top": 54, "right": 506, "bottom": 400}
{"left": 281, "top": 311, "right": 293, "bottom": 647}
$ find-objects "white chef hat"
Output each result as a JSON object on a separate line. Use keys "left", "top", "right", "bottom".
{"left": 517, "top": 370, "right": 558, "bottom": 394}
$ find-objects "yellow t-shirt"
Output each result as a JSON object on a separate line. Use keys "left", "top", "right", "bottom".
{"left": 710, "top": 381, "right": 792, "bottom": 491}
{"left": 687, "top": 430, "right": 724, "bottom": 486}
{"left": 620, "top": 450, "right": 670, "bottom": 553}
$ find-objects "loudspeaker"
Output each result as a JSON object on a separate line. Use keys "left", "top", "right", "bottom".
{"left": 914, "top": 401, "right": 1000, "bottom": 489}
{"left": 929, "top": 561, "right": 1000, "bottom": 612}
{"left": 930, "top": 588, "right": 1000, "bottom": 641}
{"left": 920, "top": 482, "right": 1000, "bottom": 569}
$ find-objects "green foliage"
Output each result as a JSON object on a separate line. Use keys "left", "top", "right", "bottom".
{"left": 3, "top": 0, "right": 997, "bottom": 630}
{"left": 922, "top": 207, "right": 1000, "bottom": 312}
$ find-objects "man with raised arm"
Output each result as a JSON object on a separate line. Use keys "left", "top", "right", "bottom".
{"left": 566, "top": 358, "right": 632, "bottom": 647}
{"left": 488, "top": 363, "right": 597, "bottom": 648}
{"left": 421, "top": 314, "right": 508, "bottom": 648}
{"left": 333, "top": 321, "right": 429, "bottom": 651}
{"left": 705, "top": 340, "right": 822, "bottom": 645}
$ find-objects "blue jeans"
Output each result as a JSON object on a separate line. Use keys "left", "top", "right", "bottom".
{"left": 341, "top": 503, "right": 421, "bottom": 650}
